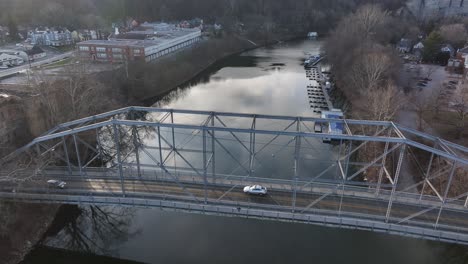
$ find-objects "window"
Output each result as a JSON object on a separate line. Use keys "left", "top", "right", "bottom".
{"left": 113, "top": 54, "right": 123, "bottom": 59}
{"left": 97, "top": 53, "right": 107, "bottom": 58}
{"left": 96, "top": 47, "right": 106, "bottom": 52}
{"left": 133, "top": 49, "right": 141, "bottom": 54}
{"left": 112, "top": 48, "right": 122, "bottom": 53}
{"left": 79, "top": 46, "right": 89, "bottom": 51}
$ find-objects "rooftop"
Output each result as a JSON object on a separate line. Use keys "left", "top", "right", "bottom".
{"left": 78, "top": 27, "right": 200, "bottom": 48}
{"left": 77, "top": 39, "right": 161, "bottom": 48}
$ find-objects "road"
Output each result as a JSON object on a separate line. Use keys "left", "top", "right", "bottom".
{"left": 3, "top": 169, "right": 468, "bottom": 233}
{"left": 0, "top": 51, "right": 74, "bottom": 79}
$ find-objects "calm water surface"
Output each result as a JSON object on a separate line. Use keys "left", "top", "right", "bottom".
{"left": 30, "top": 40, "right": 468, "bottom": 264}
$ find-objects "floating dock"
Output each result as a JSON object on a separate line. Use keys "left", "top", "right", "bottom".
{"left": 305, "top": 65, "right": 333, "bottom": 114}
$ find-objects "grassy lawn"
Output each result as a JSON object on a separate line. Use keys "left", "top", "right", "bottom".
{"left": 422, "top": 110, "right": 468, "bottom": 144}
{"left": 53, "top": 45, "right": 75, "bottom": 52}
{"left": 40, "top": 57, "right": 73, "bottom": 69}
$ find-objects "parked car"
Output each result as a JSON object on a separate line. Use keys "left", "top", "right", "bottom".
{"left": 449, "top": 81, "right": 458, "bottom": 85}
{"left": 417, "top": 82, "right": 427, "bottom": 87}
{"left": 243, "top": 185, "right": 267, "bottom": 195}
{"left": 47, "top": 179, "right": 66, "bottom": 189}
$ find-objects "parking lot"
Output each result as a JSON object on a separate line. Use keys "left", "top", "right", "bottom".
{"left": 401, "top": 63, "right": 464, "bottom": 110}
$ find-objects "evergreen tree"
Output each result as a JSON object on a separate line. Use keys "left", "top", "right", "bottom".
{"left": 422, "top": 31, "right": 443, "bottom": 63}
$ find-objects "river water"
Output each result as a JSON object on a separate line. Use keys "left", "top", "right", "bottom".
{"left": 25, "top": 39, "right": 468, "bottom": 264}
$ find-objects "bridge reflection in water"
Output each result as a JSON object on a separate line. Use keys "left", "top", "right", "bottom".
{"left": 1, "top": 107, "right": 468, "bottom": 245}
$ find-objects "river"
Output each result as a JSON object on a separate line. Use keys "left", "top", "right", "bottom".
{"left": 23, "top": 39, "right": 468, "bottom": 264}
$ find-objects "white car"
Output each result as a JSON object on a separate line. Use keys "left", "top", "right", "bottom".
{"left": 47, "top": 179, "right": 66, "bottom": 189}
{"left": 243, "top": 185, "right": 267, "bottom": 195}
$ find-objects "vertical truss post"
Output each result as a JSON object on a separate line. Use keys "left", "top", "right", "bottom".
{"left": 419, "top": 151, "right": 435, "bottom": 201}
{"left": 203, "top": 128, "right": 208, "bottom": 204}
{"left": 72, "top": 134, "right": 82, "bottom": 177}
{"left": 157, "top": 126, "right": 164, "bottom": 172}
{"left": 132, "top": 126, "right": 141, "bottom": 177}
{"left": 95, "top": 127, "right": 104, "bottom": 168}
{"left": 171, "top": 110, "right": 176, "bottom": 175}
{"left": 249, "top": 115, "right": 256, "bottom": 177}
{"left": 343, "top": 141, "right": 352, "bottom": 179}
{"left": 434, "top": 162, "right": 457, "bottom": 229}
{"left": 292, "top": 118, "right": 301, "bottom": 212}
{"left": 385, "top": 145, "right": 406, "bottom": 222}
{"left": 35, "top": 144, "right": 40, "bottom": 157}
{"left": 62, "top": 136, "right": 72, "bottom": 176}
{"left": 336, "top": 139, "right": 344, "bottom": 180}
{"left": 211, "top": 115, "right": 216, "bottom": 184}
{"left": 376, "top": 130, "right": 392, "bottom": 196}
{"left": 337, "top": 139, "right": 344, "bottom": 216}
{"left": 113, "top": 123, "right": 125, "bottom": 197}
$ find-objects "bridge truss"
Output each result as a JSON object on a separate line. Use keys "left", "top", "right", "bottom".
{"left": 1, "top": 107, "right": 468, "bottom": 244}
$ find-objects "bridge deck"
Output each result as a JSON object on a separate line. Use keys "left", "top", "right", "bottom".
{"left": 2, "top": 168, "right": 468, "bottom": 245}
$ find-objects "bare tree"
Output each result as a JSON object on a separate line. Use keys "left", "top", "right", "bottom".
{"left": 30, "top": 71, "right": 61, "bottom": 127}
{"left": 31, "top": 60, "right": 122, "bottom": 126}
{"left": 349, "top": 50, "right": 393, "bottom": 94}
{"left": 439, "top": 23, "right": 468, "bottom": 48}
{"left": 365, "top": 82, "right": 403, "bottom": 121}
{"left": 354, "top": 4, "right": 389, "bottom": 40}
{"left": 411, "top": 91, "right": 432, "bottom": 131}
{"left": 429, "top": 85, "right": 445, "bottom": 117}
{"left": 424, "top": 65, "right": 438, "bottom": 79}
{"left": 451, "top": 85, "right": 468, "bottom": 138}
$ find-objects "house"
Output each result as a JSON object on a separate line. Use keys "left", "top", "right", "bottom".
{"left": 25, "top": 46, "right": 46, "bottom": 61}
{"left": 446, "top": 58, "right": 464, "bottom": 74}
{"left": 0, "top": 50, "right": 28, "bottom": 61}
{"left": 308, "top": 32, "right": 318, "bottom": 39}
{"left": 72, "top": 29, "right": 107, "bottom": 42}
{"left": 397, "top": 38, "right": 412, "bottom": 53}
{"left": 456, "top": 46, "right": 468, "bottom": 69}
{"left": 214, "top": 23, "right": 222, "bottom": 31}
{"left": 413, "top": 41, "right": 424, "bottom": 58}
{"left": 440, "top": 44, "right": 455, "bottom": 57}
{"left": 29, "top": 27, "right": 73, "bottom": 46}
{"left": 0, "top": 53, "right": 24, "bottom": 67}
{"left": 413, "top": 41, "right": 424, "bottom": 50}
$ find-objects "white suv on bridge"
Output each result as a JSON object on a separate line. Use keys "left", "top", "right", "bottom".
{"left": 47, "top": 179, "right": 66, "bottom": 189}
{"left": 243, "top": 185, "right": 267, "bottom": 196}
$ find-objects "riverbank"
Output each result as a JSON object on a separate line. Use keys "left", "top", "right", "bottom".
{"left": 21, "top": 246, "right": 145, "bottom": 264}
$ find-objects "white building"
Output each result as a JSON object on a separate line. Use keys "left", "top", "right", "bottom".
{"left": 0, "top": 53, "right": 24, "bottom": 67}
{"left": 29, "top": 27, "right": 73, "bottom": 46}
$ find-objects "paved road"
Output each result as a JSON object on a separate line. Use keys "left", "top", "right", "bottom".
{"left": 0, "top": 51, "right": 74, "bottom": 79}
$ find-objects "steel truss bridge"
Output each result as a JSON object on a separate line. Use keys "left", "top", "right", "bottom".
{"left": 1, "top": 107, "right": 468, "bottom": 245}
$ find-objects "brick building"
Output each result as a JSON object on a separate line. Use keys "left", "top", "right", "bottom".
{"left": 77, "top": 26, "right": 201, "bottom": 63}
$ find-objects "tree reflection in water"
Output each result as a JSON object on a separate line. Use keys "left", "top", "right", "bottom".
{"left": 42, "top": 205, "right": 139, "bottom": 256}
{"left": 95, "top": 110, "right": 157, "bottom": 168}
